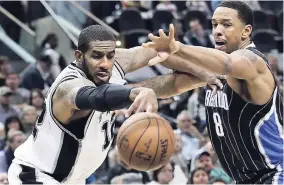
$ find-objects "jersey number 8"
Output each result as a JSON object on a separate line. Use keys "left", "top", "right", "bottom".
{"left": 213, "top": 112, "right": 224, "bottom": 137}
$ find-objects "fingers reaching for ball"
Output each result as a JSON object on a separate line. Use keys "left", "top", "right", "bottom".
{"left": 126, "top": 88, "right": 158, "bottom": 118}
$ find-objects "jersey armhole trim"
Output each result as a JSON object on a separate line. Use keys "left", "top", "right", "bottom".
{"left": 114, "top": 61, "right": 125, "bottom": 79}
{"left": 48, "top": 76, "right": 80, "bottom": 141}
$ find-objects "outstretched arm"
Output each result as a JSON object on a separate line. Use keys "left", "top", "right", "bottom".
{"left": 53, "top": 77, "right": 158, "bottom": 122}
{"left": 129, "top": 72, "right": 205, "bottom": 99}
{"left": 176, "top": 44, "right": 267, "bottom": 80}
{"left": 115, "top": 47, "right": 157, "bottom": 73}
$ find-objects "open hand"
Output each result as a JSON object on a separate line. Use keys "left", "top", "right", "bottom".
{"left": 142, "top": 24, "right": 180, "bottom": 66}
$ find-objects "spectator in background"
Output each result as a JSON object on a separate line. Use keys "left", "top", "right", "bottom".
{"left": 186, "top": 0, "right": 211, "bottom": 17}
{"left": 0, "top": 130, "right": 26, "bottom": 173}
{"left": 184, "top": 18, "right": 214, "bottom": 48}
{"left": 194, "top": 151, "right": 232, "bottom": 184}
{"left": 4, "top": 116, "right": 25, "bottom": 139}
{"left": 21, "top": 54, "right": 54, "bottom": 92}
{"left": 21, "top": 106, "right": 38, "bottom": 135}
{"left": 0, "top": 173, "right": 8, "bottom": 184}
{"left": 211, "top": 178, "right": 227, "bottom": 185}
{"left": 5, "top": 72, "right": 30, "bottom": 106}
{"left": 106, "top": 158, "right": 150, "bottom": 184}
{"left": 41, "top": 33, "right": 67, "bottom": 78}
{"left": 111, "top": 173, "right": 143, "bottom": 184}
{"left": 156, "top": 0, "right": 177, "bottom": 13}
{"left": 0, "top": 86, "right": 19, "bottom": 123}
{"left": 0, "top": 56, "right": 9, "bottom": 87}
{"left": 188, "top": 167, "right": 209, "bottom": 184}
{"left": 29, "top": 89, "right": 44, "bottom": 116}
{"left": 173, "top": 20, "right": 185, "bottom": 44}
{"left": 187, "top": 88, "right": 206, "bottom": 133}
{"left": 148, "top": 162, "right": 175, "bottom": 185}
{"left": 0, "top": 122, "right": 5, "bottom": 150}
{"left": 175, "top": 111, "right": 205, "bottom": 163}
{"left": 170, "top": 133, "right": 188, "bottom": 176}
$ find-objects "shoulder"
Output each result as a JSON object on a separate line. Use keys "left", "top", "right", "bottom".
{"left": 230, "top": 49, "right": 268, "bottom": 73}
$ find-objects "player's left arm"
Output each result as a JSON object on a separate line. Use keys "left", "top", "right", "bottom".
{"left": 115, "top": 47, "right": 157, "bottom": 73}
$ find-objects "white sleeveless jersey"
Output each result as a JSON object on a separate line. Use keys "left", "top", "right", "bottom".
{"left": 13, "top": 62, "right": 126, "bottom": 183}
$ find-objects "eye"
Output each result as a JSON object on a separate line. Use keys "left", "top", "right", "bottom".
{"left": 107, "top": 53, "right": 115, "bottom": 59}
{"left": 212, "top": 23, "right": 217, "bottom": 28}
{"left": 92, "top": 55, "right": 101, "bottom": 59}
{"left": 224, "top": 23, "right": 232, "bottom": 27}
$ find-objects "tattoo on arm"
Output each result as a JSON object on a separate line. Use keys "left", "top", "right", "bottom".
{"left": 129, "top": 74, "right": 177, "bottom": 99}
{"left": 115, "top": 47, "right": 157, "bottom": 73}
{"left": 55, "top": 78, "right": 94, "bottom": 109}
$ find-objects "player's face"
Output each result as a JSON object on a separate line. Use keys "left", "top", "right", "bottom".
{"left": 157, "top": 163, "right": 174, "bottom": 184}
{"left": 79, "top": 41, "right": 116, "bottom": 85}
{"left": 192, "top": 169, "right": 209, "bottom": 184}
{"left": 212, "top": 7, "right": 252, "bottom": 53}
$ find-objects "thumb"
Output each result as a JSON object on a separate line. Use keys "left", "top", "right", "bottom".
{"left": 148, "top": 52, "right": 169, "bottom": 66}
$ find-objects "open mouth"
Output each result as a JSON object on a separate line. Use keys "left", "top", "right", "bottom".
{"left": 215, "top": 41, "right": 226, "bottom": 50}
{"left": 215, "top": 41, "right": 226, "bottom": 46}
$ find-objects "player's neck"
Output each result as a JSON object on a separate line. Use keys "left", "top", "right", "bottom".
{"left": 239, "top": 39, "right": 252, "bottom": 50}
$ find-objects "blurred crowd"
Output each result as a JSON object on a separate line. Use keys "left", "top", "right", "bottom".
{"left": 0, "top": 0, "right": 283, "bottom": 184}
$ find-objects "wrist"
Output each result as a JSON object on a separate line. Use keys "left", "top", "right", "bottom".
{"left": 129, "top": 88, "right": 141, "bottom": 101}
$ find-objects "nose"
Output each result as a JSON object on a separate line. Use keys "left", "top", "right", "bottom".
{"left": 99, "top": 56, "right": 112, "bottom": 70}
{"left": 213, "top": 24, "right": 223, "bottom": 37}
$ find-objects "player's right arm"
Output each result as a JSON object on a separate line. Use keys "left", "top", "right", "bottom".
{"left": 129, "top": 71, "right": 224, "bottom": 99}
{"left": 53, "top": 78, "right": 158, "bottom": 122}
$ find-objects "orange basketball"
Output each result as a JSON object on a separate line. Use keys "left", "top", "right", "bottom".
{"left": 116, "top": 112, "right": 176, "bottom": 171}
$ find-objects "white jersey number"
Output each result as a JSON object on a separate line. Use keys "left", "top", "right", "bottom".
{"left": 213, "top": 112, "right": 224, "bottom": 137}
{"left": 102, "top": 119, "right": 115, "bottom": 150}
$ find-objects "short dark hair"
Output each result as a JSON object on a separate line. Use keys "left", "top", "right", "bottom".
{"left": 5, "top": 115, "right": 25, "bottom": 138}
{"left": 189, "top": 167, "right": 209, "bottom": 184}
{"left": 77, "top": 25, "right": 116, "bottom": 53}
{"left": 152, "top": 161, "right": 175, "bottom": 182}
{"left": 217, "top": 1, "right": 254, "bottom": 26}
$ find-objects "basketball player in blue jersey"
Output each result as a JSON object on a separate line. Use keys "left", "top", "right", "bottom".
{"left": 142, "top": 1, "right": 283, "bottom": 184}
{"left": 8, "top": 25, "right": 224, "bottom": 184}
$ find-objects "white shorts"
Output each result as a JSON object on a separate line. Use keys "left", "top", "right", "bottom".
{"left": 8, "top": 162, "right": 85, "bottom": 184}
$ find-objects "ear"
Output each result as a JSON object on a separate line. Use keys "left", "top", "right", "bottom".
{"left": 74, "top": 50, "right": 83, "bottom": 63}
{"left": 242, "top": 24, "right": 252, "bottom": 39}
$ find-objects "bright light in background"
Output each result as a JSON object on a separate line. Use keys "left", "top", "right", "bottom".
{"left": 116, "top": 41, "right": 121, "bottom": 47}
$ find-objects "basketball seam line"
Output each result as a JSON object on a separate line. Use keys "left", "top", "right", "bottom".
{"left": 117, "top": 117, "right": 154, "bottom": 146}
{"left": 161, "top": 119, "right": 174, "bottom": 161}
{"left": 128, "top": 120, "right": 151, "bottom": 165}
{"left": 146, "top": 117, "right": 160, "bottom": 171}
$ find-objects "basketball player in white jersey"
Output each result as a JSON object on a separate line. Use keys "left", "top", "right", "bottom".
{"left": 8, "top": 25, "right": 225, "bottom": 184}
